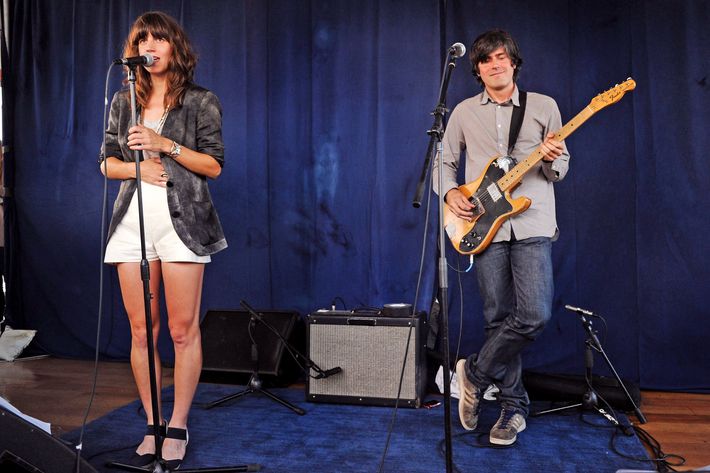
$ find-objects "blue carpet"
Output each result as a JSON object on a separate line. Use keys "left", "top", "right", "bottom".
{"left": 65, "top": 383, "right": 653, "bottom": 472}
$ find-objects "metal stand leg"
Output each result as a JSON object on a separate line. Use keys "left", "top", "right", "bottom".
{"left": 206, "top": 373, "right": 305, "bottom": 415}
{"left": 204, "top": 312, "right": 305, "bottom": 416}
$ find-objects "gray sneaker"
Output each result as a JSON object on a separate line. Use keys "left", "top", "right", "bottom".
{"left": 455, "top": 359, "right": 482, "bottom": 430}
{"left": 489, "top": 408, "right": 526, "bottom": 445}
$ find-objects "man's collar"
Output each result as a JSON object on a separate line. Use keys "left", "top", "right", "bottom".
{"left": 480, "top": 85, "right": 520, "bottom": 106}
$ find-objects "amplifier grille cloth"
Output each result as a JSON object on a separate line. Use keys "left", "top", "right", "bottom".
{"left": 309, "top": 324, "right": 418, "bottom": 399}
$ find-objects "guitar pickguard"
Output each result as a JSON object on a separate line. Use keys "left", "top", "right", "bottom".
{"left": 458, "top": 158, "right": 514, "bottom": 253}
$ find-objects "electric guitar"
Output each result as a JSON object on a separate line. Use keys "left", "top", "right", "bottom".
{"left": 444, "top": 78, "right": 636, "bottom": 255}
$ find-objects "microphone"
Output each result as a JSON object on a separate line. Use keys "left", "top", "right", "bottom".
{"left": 564, "top": 304, "right": 595, "bottom": 317}
{"left": 113, "top": 53, "right": 154, "bottom": 66}
{"left": 314, "top": 366, "right": 342, "bottom": 379}
{"left": 449, "top": 42, "right": 466, "bottom": 59}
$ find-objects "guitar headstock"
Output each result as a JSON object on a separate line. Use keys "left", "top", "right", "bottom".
{"left": 589, "top": 78, "right": 636, "bottom": 111}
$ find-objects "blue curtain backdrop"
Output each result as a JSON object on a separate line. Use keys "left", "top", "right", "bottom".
{"left": 4, "top": 0, "right": 709, "bottom": 391}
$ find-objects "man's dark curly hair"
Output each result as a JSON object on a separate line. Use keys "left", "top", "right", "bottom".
{"left": 469, "top": 29, "right": 523, "bottom": 86}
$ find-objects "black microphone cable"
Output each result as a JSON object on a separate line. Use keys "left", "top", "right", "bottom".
{"left": 614, "top": 424, "right": 686, "bottom": 472}
{"left": 73, "top": 62, "right": 117, "bottom": 473}
{"left": 376, "top": 124, "right": 437, "bottom": 472}
{"left": 376, "top": 125, "right": 467, "bottom": 473}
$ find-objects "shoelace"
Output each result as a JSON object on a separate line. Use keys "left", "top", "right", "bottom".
{"left": 497, "top": 409, "right": 518, "bottom": 428}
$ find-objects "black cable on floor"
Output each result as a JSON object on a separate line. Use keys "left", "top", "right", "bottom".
{"left": 74, "top": 63, "right": 116, "bottom": 473}
{"left": 611, "top": 424, "right": 686, "bottom": 472}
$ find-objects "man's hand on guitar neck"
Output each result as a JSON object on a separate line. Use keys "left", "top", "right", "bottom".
{"left": 540, "top": 132, "right": 565, "bottom": 162}
{"left": 445, "top": 188, "right": 476, "bottom": 222}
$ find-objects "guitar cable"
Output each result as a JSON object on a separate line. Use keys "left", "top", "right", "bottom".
{"left": 448, "top": 254, "right": 474, "bottom": 273}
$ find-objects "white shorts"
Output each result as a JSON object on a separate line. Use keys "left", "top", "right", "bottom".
{"left": 104, "top": 183, "right": 211, "bottom": 264}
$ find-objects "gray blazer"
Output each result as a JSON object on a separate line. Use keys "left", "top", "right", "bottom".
{"left": 101, "top": 86, "right": 227, "bottom": 256}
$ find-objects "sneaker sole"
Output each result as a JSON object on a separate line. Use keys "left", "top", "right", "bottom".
{"left": 489, "top": 418, "right": 526, "bottom": 446}
{"left": 455, "top": 359, "right": 477, "bottom": 431}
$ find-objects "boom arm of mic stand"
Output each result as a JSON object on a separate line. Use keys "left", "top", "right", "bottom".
{"left": 412, "top": 55, "right": 458, "bottom": 208}
{"left": 412, "top": 137, "right": 437, "bottom": 208}
{"left": 238, "top": 300, "right": 339, "bottom": 380}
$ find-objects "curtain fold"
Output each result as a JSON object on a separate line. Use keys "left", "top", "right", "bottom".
{"left": 5, "top": 0, "right": 709, "bottom": 390}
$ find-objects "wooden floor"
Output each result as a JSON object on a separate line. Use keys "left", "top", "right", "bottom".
{"left": 1, "top": 356, "right": 709, "bottom": 471}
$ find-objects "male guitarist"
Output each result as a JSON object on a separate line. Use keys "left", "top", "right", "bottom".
{"left": 434, "top": 29, "right": 569, "bottom": 445}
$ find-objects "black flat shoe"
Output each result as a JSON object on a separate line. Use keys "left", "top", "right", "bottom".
{"left": 126, "top": 450, "right": 155, "bottom": 468}
{"left": 126, "top": 422, "right": 167, "bottom": 467}
{"left": 163, "top": 427, "right": 188, "bottom": 470}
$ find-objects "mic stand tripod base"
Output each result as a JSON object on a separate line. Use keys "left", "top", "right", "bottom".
{"left": 531, "top": 389, "right": 634, "bottom": 435}
{"left": 105, "top": 463, "right": 155, "bottom": 473}
{"left": 531, "top": 389, "right": 598, "bottom": 417}
{"left": 108, "top": 454, "right": 261, "bottom": 472}
{"left": 205, "top": 373, "right": 306, "bottom": 416}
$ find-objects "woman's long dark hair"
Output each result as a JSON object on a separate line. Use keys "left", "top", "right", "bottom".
{"left": 123, "top": 11, "right": 197, "bottom": 109}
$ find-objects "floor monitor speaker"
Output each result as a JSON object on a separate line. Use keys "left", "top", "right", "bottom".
{"left": 523, "top": 371, "right": 641, "bottom": 411}
{"left": 0, "top": 407, "right": 98, "bottom": 473}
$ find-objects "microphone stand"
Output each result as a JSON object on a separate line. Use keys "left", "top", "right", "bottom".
{"left": 532, "top": 306, "right": 646, "bottom": 433}
{"left": 205, "top": 300, "right": 306, "bottom": 415}
{"left": 412, "top": 49, "right": 460, "bottom": 473}
{"left": 204, "top": 300, "right": 343, "bottom": 414}
{"left": 108, "top": 64, "right": 255, "bottom": 473}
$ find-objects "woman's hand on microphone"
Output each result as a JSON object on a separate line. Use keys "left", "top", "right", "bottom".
{"left": 128, "top": 124, "right": 171, "bottom": 154}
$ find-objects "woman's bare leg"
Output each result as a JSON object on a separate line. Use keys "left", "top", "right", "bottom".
{"left": 161, "top": 262, "right": 205, "bottom": 460}
{"left": 117, "top": 260, "right": 164, "bottom": 455}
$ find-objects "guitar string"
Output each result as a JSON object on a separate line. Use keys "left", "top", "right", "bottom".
{"left": 465, "top": 150, "right": 547, "bottom": 209}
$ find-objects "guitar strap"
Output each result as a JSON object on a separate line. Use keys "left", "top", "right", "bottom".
{"left": 507, "top": 90, "right": 527, "bottom": 156}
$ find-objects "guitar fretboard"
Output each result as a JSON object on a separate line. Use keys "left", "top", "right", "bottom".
{"left": 497, "top": 106, "right": 596, "bottom": 192}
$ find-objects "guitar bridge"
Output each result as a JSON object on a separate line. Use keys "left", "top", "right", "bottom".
{"left": 469, "top": 195, "right": 485, "bottom": 218}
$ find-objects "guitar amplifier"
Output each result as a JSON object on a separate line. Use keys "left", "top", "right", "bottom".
{"left": 306, "top": 310, "right": 427, "bottom": 407}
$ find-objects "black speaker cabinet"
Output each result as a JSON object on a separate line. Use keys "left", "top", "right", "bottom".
{"left": 522, "top": 371, "right": 642, "bottom": 411}
{"left": 0, "top": 407, "right": 98, "bottom": 473}
{"left": 306, "top": 311, "right": 427, "bottom": 408}
{"left": 200, "top": 309, "right": 303, "bottom": 384}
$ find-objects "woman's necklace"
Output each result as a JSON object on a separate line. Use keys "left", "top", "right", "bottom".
{"left": 141, "top": 106, "right": 170, "bottom": 135}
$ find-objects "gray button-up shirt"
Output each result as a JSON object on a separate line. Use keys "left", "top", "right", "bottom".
{"left": 433, "top": 86, "right": 570, "bottom": 242}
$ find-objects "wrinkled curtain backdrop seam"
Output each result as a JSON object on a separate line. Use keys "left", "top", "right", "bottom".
{"left": 5, "top": 0, "right": 710, "bottom": 391}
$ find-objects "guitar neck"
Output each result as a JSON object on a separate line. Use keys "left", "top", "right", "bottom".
{"left": 498, "top": 105, "right": 597, "bottom": 192}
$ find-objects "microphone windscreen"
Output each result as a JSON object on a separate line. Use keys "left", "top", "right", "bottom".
{"left": 450, "top": 42, "right": 466, "bottom": 59}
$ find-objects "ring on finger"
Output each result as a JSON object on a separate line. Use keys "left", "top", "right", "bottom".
{"left": 160, "top": 172, "right": 168, "bottom": 178}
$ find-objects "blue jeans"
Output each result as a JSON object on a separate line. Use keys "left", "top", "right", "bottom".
{"left": 465, "top": 236, "right": 554, "bottom": 416}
